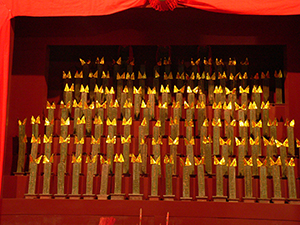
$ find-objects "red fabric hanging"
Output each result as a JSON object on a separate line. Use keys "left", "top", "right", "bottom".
{"left": 5, "top": 0, "right": 148, "bottom": 17}
{"left": 3, "top": 0, "right": 300, "bottom": 16}
{"left": 0, "top": 2, "right": 12, "bottom": 196}
{"left": 179, "top": 0, "right": 300, "bottom": 15}
{"left": 149, "top": 0, "right": 178, "bottom": 11}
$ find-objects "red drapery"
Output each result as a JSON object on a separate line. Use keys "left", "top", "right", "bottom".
{"left": 3, "top": 0, "right": 300, "bottom": 16}
{"left": 180, "top": 0, "right": 300, "bottom": 15}
{"left": 0, "top": 0, "right": 300, "bottom": 195}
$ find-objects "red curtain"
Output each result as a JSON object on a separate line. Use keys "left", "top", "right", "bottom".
{"left": 0, "top": 0, "right": 300, "bottom": 195}
{"left": 0, "top": 2, "right": 12, "bottom": 196}
{"left": 4, "top": 0, "right": 300, "bottom": 16}
{"left": 5, "top": 0, "right": 148, "bottom": 17}
{"left": 179, "top": 0, "right": 300, "bottom": 15}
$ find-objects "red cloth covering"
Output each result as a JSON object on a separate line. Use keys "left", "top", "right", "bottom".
{"left": 179, "top": 0, "right": 300, "bottom": 15}
{"left": 149, "top": 0, "right": 178, "bottom": 11}
{"left": 3, "top": 0, "right": 300, "bottom": 16}
{"left": 0, "top": 2, "right": 12, "bottom": 197}
{"left": 0, "top": 0, "right": 300, "bottom": 196}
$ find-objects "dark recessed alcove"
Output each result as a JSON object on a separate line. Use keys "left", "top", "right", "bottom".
{"left": 47, "top": 44, "right": 285, "bottom": 98}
